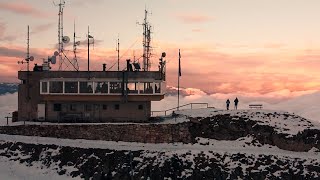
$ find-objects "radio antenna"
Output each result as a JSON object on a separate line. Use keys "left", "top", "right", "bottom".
{"left": 137, "top": 8, "right": 152, "bottom": 71}
{"left": 73, "top": 20, "right": 80, "bottom": 71}
{"left": 116, "top": 34, "right": 120, "bottom": 71}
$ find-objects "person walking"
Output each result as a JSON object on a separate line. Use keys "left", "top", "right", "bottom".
{"left": 234, "top": 97, "right": 239, "bottom": 110}
{"left": 226, "top": 99, "right": 230, "bottom": 110}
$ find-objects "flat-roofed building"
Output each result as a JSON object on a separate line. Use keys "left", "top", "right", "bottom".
{"left": 18, "top": 70, "right": 166, "bottom": 123}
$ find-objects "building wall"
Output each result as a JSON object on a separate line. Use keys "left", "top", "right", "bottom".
{"left": 45, "top": 101, "right": 151, "bottom": 122}
{"left": 18, "top": 71, "right": 164, "bottom": 123}
{"left": 18, "top": 73, "right": 42, "bottom": 122}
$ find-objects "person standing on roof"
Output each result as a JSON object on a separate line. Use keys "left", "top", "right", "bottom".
{"left": 234, "top": 97, "right": 239, "bottom": 110}
{"left": 226, "top": 99, "right": 230, "bottom": 110}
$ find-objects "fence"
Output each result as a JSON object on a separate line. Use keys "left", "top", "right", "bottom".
{"left": 151, "top": 103, "right": 209, "bottom": 117}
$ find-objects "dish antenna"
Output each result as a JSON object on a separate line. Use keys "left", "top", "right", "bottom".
{"left": 76, "top": 41, "right": 80, "bottom": 46}
{"left": 51, "top": 56, "right": 57, "bottom": 64}
{"left": 48, "top": 51, "right": 59, "bottom": 65}
{"left": 62, "top": 36, "right": 70, "bottom": 43}
{"left": 54, "top": 51, "right": 59, "bottom": 56}
{"left": 28, "top": 56, "right": 34, "bottom": 61}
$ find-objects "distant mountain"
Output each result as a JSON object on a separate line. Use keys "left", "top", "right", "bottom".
{"left": 0, "top": 83, "right": 18, "bottom": 95}
{"left": 165, "top": 86, "right": 209, "bottom": 97}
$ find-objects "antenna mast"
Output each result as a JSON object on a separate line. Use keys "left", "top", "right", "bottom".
{"left": 27, "top": 25, "right": 30, "bottom": 71}
{"left": 73, "top": 21, "right": 79, "bottom": 71}
{"left": 117, "top": 35, "right": 120, "bottom": 71}
{"left": 139, "top": 8, "right": 152, "bottom": 71}
{"left": 57, "top": 0, "right": 65, "bottom": 70}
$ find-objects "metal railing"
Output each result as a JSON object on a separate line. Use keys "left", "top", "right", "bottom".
{"left": 151, "top": 102, "right": 209, "bottom": 117}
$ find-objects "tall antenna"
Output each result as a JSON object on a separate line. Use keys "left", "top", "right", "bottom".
{"left": 56, "top": 0, "right": 65, "bottom": 70}
{"left": 27, "top": 25, "right": 30, "bottom": 71}
{"left": 87, "top": 26, "right": 94, "bottom": 73}
{"left": 73, "top": 20, "right": 80, "bottom": 71}
{"left": 116, "top": 35, "right": 120, "bottom": 71}
{"left": 138, "top": 8, "right": 152, "bottom": 71}
{"left": 18, "top": 26, "right": 34, "bottom": 70}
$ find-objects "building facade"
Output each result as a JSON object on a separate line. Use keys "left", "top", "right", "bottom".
{"left": 18, "top": 71, "right": 165, "bottom": 123}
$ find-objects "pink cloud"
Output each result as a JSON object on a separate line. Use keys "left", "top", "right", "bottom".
{"left": 191, "top": 28, "right": 204, "bottom": 33}
{"left": 175, "top": 13, "right": 213, "bottom": 23}
{"left": 0, "top": 2, "right": 49, "bottom": 18}
{"left": 1, "top": 43, "right": 320, "bottom": 97}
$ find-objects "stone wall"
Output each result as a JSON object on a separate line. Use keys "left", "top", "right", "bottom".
{"left": 0, "top": 123, "right": 191, "bottom": 144}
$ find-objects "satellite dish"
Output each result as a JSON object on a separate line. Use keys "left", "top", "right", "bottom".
{"left": 29, "top": 56, "right": 34, "bottom": 61}
{"left": 133, "top": 62, "right": 141, "bottom": 70}
{"left": 62, "top": 36, "right": 70, "bottom": 43}
{"left": 53, "top": 51, "right": 59, "bottom": 56}
{"left": 76, "top": 41, "right": 81, "bottom": 46}
{"left": 161, "top": 52, "right": 166, "bottom": 58}
{"left": 51, "top": 56, "right": 56, "bottom": 64}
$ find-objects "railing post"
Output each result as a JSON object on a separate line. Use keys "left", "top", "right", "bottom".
{"left": 191, "top": 103, "right": 193, "bottom": 109}
{"left": 165, "top": 111, "right": 166, "bottom": 116}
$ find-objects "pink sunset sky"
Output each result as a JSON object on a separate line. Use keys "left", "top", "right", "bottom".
{"left": 1, "top": 0, "right": 320, "bottom": 98}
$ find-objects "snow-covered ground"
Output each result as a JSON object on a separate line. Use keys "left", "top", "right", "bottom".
{"left": 174, "top": 108, "right": 320, "bottom": 136}
{"left": 0, "top": 108, "right": 319, "bottom": 178}
{"left": 0, "top": 157, "right": 79, "bottom": 180}
{"left": 0, "top": 133, "right": 319, "bottom": 179}
{"left": 0, "top": 134, "right": 318, "bottom": 159}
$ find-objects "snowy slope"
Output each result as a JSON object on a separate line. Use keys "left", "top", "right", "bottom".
{"left": 0, "top": 108, "right": 319, "bottom": 179}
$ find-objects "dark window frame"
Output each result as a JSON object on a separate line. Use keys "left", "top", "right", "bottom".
{"left": 53, "top": 104, "right": 61, "bottom": 111}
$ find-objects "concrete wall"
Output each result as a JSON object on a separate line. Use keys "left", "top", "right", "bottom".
{"left": 0, "top": 123, "right": 191, "bottom": 143}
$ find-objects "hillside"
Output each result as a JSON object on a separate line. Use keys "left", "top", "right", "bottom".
{"left": 0, "top": 109, "right": 319, "bottom": 179}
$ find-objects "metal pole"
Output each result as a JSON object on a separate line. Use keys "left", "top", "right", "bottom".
{"left": 117, "top": 36, "right": 120, "bottom": 71}
{"left": 177, "top": 49, "right": 180, "bottom": 111}
{"left": 27, "top": 25, "right": 29, "bottom": 72}
{"left": 88, "top": 26, "right": 90, "bottom": 73}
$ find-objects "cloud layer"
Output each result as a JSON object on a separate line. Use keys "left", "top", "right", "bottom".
{"left": 0, "top": 2, "right": 49, "bottom": 18}
{"left": 1, "top": 89, "right": 319, "bottom": 125}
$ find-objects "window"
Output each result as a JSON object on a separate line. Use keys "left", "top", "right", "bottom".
{"left": 115, "top": 104, "right": 119, "bottom": 110}
{"left": 127, "top": 83, "right": 138, "bottom": 94}
{"left": 53, "top": 104, "right": 61, "bottom": 111}
{"left": 65, "top": 82, "right": 78, "bottom": 93}
{"left": 110, "top": 82, "right": 122, "bottom": 93}
{"left": 49, "top": 81, "right": 63, "bottom": 93}
{"left": 138, "top": 105, "right": 143, "bottom": 110}
{"left": 85, "top": 104, "right": 92, "bottom": 111}
{"left": 94, "top": 82, "right": 108, "bottom": 94}
{"left": 80, "top": 82, "right": 93, "bottom": 93}
{"left": 41, "top": 82, "right": 48, "bottom": 93}
{"left": 139, "top": 82, "right": 153, "bottom": 94}
{"left": 155, "top": 82, "right": 161, "bottom": 93}
{"left": 102, "top": 104, "right": 107, "bottom": 110}
{"left": 70, "top": 104, "right": 77, "bottom": 111}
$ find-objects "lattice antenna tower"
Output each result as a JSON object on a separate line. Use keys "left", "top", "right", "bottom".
{"left": 138, "top": 8, "right": 152, "bottom": 71}
{"left": 73, "top": 20, "right": 80, "bottom": 71}
{"left": 55, "top": 0, "right": 65, "bottom": 70}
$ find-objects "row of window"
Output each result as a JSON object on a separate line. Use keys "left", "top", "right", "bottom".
{"left": 53, "top": 103, "right": 143, "bottom": 112}
{"left": 41, "top": 81, "right": 162, "bottom": 95}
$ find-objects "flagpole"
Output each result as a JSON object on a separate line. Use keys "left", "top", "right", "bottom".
{"left": 178, "top": 49, "right": 180, "bottom": 111}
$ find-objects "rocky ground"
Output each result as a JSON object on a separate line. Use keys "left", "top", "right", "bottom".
{"left": 0, "top": 109, "right": 319, "bottom": 179}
